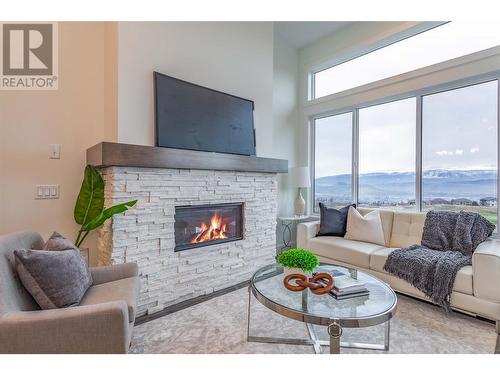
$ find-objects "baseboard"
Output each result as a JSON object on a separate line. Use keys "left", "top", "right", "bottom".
{"left": 134, "top": 280, "right": 249, "bottom": 326}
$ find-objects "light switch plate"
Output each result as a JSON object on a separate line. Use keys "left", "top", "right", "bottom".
{"left": 49, "top": 144, "right": 61, "bottom": 159}
{"left": 35, "top": 184, "right": 59, "bottom": 199}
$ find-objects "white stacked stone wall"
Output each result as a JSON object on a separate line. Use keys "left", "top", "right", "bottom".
{"left": 97, "top": 166, "right": 278, "bottom": 316}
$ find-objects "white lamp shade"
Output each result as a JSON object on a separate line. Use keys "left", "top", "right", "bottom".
{"left": 290, "top": 166, "right": 311, "bottom": 188}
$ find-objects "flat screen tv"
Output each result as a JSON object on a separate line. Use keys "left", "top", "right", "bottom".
{"left": 154, "top": 72, "right": 256, "bottom": 156}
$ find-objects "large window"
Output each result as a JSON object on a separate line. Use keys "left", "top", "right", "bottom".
{"left": 422, "top": 81, "right": 498, "bottom": 224}
{"left": 314, "top": 112, "right": 352, "bottom": 209}
{"left": 358, "top": 98, "right": 416, "bottom": 210}
{"left": 313, "top": 80, "right": 499, "bottom": 225}
{"left": 314, "top": 22, "right": 500, "bottom": 99}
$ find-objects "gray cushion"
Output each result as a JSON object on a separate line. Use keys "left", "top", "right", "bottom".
{"left": 14, "top": 249, "right": 93, "bottom": 309}
{"left": 80, "top": 276, "right": 140, "bottom": 323}
{"left": 317, "top": 203, "right": 355, "bottom": 237}
{"left": 43, "top": 231, "right": 79, "bottom": 252}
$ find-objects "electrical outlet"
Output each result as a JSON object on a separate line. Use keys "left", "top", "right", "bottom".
{"left": 35, "top": 184, "right": 59, "bottom": 199}
{"left": 49, "top": 144, "right": 61, "bottom": 159}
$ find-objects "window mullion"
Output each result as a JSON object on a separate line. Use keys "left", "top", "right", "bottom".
{"left": 497, "top": 78, "right": 500, "bottom": 228}
{"left": 352, "top": 109, "right": 359, "bottom": 206}
{"left": 310, "top": 118, "right": 316, "bottom": 213}
{"left": 416, "top": 96, "right": 423, "bottom": 212}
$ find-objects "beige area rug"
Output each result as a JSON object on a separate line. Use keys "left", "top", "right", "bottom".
{"left": 130, "top": 287, "right": 498, "bottom": 354}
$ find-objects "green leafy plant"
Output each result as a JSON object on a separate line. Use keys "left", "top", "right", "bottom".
{"left": 276, "top": 248, "right": 319, "bottom": 272}
{"left": 74, "top": 165, "right": 137, "bottom": 247}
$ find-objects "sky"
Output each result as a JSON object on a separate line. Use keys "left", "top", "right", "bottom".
{"left": 422, "top": 80, "right": 497, "bottom": 171}
{"left": 315, "top": 112, "right": 352, "bottom": 177}
{"left": 358, "top": 97, "right": 415, "bottom": 175}
{"left": 315, "top": 80, "right": 498, "bottom": 178}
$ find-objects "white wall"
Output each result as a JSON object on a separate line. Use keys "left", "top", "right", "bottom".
{"left": 116, "top": 21, "right": 299, "bottom": 221}
{"left": 0, "top": 22, "right": 300, "bottom": 258}
{"left": 117, "top": 22, "right": 276, "bottom": 158}
{"left": 0, "top": 22, "right": 117, "bottom": 265}
{"left": 299, "top": 22, "right": 431, "bottom": 73}
{"left": 273, "top": 32, "right": 299, "bottom": 217}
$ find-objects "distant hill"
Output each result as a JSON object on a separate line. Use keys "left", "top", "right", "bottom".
{"left": 315, "top": 169, "right": 497, "bottom": 203}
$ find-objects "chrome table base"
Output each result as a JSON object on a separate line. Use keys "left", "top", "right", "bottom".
{"left": 247, "top": 287, "right": 391, "bottom": 354}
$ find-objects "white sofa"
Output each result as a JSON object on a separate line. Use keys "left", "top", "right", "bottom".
{"left": 297, "top": 208, "right": 500, "bottom": 331}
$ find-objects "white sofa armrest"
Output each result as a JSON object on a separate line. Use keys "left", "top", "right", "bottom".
{"left": 473, "top": 239, "right": 500, "bottom": 302}
{"left": 297, "top": 221, "right": 319, "bottom": 248}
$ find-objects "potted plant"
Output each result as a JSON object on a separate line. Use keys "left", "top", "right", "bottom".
{"left": 276, "top": 248, "right": 319, "bottom": 277}
{"left": 74, "top": 165, "right": 137, "bottom": 248}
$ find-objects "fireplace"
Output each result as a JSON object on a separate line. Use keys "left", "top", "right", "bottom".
{"left": 174, "top": 203, "right": 244, "bottom": 251}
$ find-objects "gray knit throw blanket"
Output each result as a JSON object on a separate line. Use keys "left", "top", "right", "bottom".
{"left": 384, "top": 211, "right": 495, "bottom": 310}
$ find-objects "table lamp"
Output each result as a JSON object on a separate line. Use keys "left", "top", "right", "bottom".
{"left": 290, "top": 166, "right": 311, "bottom": 216}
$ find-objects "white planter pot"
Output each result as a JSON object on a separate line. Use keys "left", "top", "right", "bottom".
{"left": 283, "top": 267, "right": 309, "bottom": 277}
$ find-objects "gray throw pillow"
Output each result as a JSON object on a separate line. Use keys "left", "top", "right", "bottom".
{"left": 44, "top": 231, "right": 79, "bottom": 252}
{"left": 14, "top": 248, "right": 93, "bottom": 309}
{"left": 317, "top": 203, "right": 356, "bottom": 237}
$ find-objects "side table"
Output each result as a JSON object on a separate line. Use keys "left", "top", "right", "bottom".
{"left": 278, "top": 215, "right": 314, "bottom": 251}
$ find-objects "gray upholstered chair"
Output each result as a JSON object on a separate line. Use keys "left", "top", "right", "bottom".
{"left": 0, "top": 231, "right": 140, "bottom": 354}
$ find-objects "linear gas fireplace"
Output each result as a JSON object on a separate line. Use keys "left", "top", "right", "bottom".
{"left": 174, "top": 203, "right": 244, "bottom": 251}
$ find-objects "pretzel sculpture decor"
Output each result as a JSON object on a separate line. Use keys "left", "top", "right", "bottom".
{"left": 283, "top": 273, "right": 334, "bottom": 295}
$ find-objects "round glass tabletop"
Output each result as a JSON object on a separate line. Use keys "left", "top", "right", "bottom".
{"left": 250, "top": 263, "right": 397, "bottom": 328}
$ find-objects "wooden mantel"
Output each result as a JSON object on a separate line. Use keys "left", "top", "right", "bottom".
{"left": 86, "top": 142, "right": 288, "bottom": 174}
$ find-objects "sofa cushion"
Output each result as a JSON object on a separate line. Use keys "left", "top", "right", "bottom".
{"left": 80, "top": 276, "right": 139, "bottom": 323}
{"left": 317, "top": 203, "right": 355, "bottom": 237}
{"left": 308, "top": 236, "right": 384, "bottom": 269}
{"left": 14, "top": 248, "right": 93, "bottom": 309}
{"left": 369, "top": 247, "right": 395, "bottom": 273}
{"left": 369, "top": 247, "right": 473, "bottom": 295}
{"left": 454, "top": 266, "right": 473, "bottom": 295}
{"left": 358, "top": 208, "right": 394, "bottom": 246}
{"left": 344, "top": 207, "right": 386, "bottom": 246}
{"left": 389, "top": 212, "right": 426, "bottom": 248}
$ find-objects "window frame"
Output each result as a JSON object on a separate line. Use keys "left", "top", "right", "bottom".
{"left": 306, "top": 22, "right": 446, "bottom": 101}
{"left": 312, "top": 110, "right": 355, "bottom": 208}
{"left": 309, "top": 21, "right": 500, "bottom": 101}
{"left": 311, "top": 75, "right": 500, "bottom": 221}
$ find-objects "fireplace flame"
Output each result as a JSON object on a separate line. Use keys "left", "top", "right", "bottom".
{"left": 191, "top": 213, "right": 228, "bottom": 244}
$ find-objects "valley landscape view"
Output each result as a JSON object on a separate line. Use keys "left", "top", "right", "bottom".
{"left": 315, "top": 169, "right": 498, "bottom": 224}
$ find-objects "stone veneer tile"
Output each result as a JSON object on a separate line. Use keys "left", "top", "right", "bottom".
{"left": 97, "top": 167, "right": 278, "bottom": 316}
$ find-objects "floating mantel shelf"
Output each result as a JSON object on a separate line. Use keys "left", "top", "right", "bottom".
{"left": 87, "top": 142, "right": 288, "bottom": 174}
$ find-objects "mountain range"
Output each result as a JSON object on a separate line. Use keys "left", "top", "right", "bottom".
{"left": 315, "top": 169, "right": 497, "bottom": 203}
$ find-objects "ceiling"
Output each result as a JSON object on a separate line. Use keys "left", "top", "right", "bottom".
{"left": 274, "top": 21, "right": 352, "bottom": 49}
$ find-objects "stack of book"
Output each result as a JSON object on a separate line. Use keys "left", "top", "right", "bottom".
{"left": 329, "top": 274, "right": 369, "bottom": 300}
{"left": 314, "top": 267, "right": 369, "bottom": 300}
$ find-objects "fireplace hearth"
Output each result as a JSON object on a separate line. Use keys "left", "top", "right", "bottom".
{"left": 174, "top": 203, "right": 244, "bottom": 251}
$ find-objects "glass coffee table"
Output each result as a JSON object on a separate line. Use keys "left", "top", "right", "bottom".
{"left": 247, "top": 263, "right": 397, "bottom": 354}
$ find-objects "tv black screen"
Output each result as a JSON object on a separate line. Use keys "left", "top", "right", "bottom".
{"left": 154, "top": 72, "right": 256, "bottom": 156}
